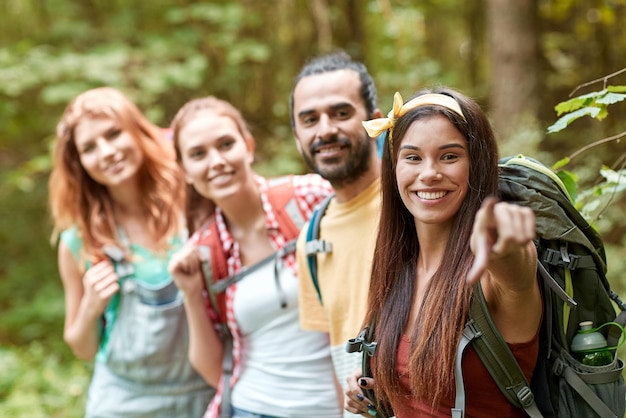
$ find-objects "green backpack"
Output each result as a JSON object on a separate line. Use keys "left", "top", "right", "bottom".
{"left": 344, "top": 155, "right": 626, "bottom": 418}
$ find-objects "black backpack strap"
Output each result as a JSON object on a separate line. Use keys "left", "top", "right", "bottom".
{"left": 466, "top": 283, "right": 544, "bottom": 418}
{"left": 304, "top": 193, "right": 334, "bottom": 304}
{"left": 345, "top": 319, "right": 394, "bottom": 418}
{"left": 608, "top": 309, "right": 626, "bottom": 348}
{"left": 537, "top": 256, "right": 577, "bottom": 308}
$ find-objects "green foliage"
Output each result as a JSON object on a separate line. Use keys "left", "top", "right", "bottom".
{"left": 546, "top": 73, "right": 626, "bottom": 226}
{"left": 575, "top": 167, "right": 626, "bottom": 219}
{"left": 0, "top": 344, "right": 90, "bottom": 418}
{"left": 555, "top": 169, "right": 579, "bottom": 203}
{"left": 0, "top": 181, "right": 65, "bottom": 347}
{"left": 1, "top": 1, "right": 626, "bottom": 416}
{"left": 547, "top": 87, "right": 626, "bottom": 133}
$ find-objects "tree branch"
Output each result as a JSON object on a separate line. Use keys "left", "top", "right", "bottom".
{"left": 567, "top": 131, "right": 626, "bottom": 162}
{"left": 569, "top": 67, "right": 626, "bottom": 97}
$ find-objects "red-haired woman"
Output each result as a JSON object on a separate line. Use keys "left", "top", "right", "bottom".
{"left": 49, "top": 87, "right": 214, "bottom": 417}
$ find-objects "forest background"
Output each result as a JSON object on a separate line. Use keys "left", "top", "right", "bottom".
{"left": 1, "top": 0, "right": 626, "bottom": 417}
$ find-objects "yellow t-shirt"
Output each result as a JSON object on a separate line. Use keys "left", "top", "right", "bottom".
{"left": 297, "top": 178, "right": 381, "bottom": 399}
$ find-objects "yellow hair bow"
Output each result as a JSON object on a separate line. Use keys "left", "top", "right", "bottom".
{"left": 362, "top": 92, "right": 466, "bottom": 155}
{"left": 362, "top": 92, "right": 405, "bottom": 139}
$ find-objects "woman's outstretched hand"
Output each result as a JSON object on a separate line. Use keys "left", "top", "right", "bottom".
{"left": 467, "top": 197, "right": 536, "bottom": 285}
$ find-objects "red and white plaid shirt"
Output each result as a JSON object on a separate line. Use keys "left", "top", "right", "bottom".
{"left": 195, "top": 173, "right": 332, "bottom": 418}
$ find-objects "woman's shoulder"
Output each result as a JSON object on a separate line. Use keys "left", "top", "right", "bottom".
{"left": 59, "top": 226, "right": 83, "bottom": 260}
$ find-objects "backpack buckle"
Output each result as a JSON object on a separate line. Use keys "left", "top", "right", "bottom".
{"left": 103, "top": 245, "right": 134, "bottom": 278}
{"left": 463, "top": 319, "right": 483, "bottom": 341}
{"left": 552, "top": 358, "right": 565, "bottom": 376}
{"left": 516, "top": 385, "right": 535, "bottom": 408}
{"left": 305, "top": 239, "right": 333, "bottom": 255}
{"left": 346, "top": 328, "right": 378, "bottom": 356}
{"left": 276, "top": 240, "right": 297, "bottom": 258}
{"left": 541, "top": 248, "right": 580, "bottom": 269}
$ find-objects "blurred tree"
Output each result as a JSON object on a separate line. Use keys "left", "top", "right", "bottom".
{"left": 1, "top": 1, "right": 626, "bottom": 414}
{"left": 487, "top": 0, "right": 541, "bottom": 155}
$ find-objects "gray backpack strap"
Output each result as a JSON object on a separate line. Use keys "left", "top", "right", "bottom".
{"left": 198, "top": 239, "right": 297, "bottom": 418}
{"left": 218, "top": 332, "right": 234, "bottom": 418}
{"left": 562, "top": 367, "right": 619, "bottom": 418}
{"left": 103, "top": 245, "right": 135, "bottom": 279}
{"left": 469, "top": 284, "right": 544, "bottom": 418}
{"left": 210, "top": 240, "right": 297, "bottom": 308}
{"left": 453, "top": 324, "right": 477, "bottom": 418}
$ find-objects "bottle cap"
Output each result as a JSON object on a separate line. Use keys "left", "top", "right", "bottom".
{"left": 571, "top": 321, "right": 608, "bottom": 352}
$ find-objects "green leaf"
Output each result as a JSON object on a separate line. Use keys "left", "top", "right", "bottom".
{"left": 547, "top": 106, "right": 602, "bottom": 133}
{"left": 581, "top": 198, "right": 601, "bottom": 214}
{"left": 596, "top": 92, "right": 626, "bottom": 105}
{"left": 554, "top": 89, "right": 606, "bottom": 115}
{"left": 556, "top": 169, "right": 579, "bottom": 202}
{"left": 599, "top": 167, "right": 626, "bottom": 192}
{"left": 551, "top": 157, "right": 570, "bottom": 171}
{"left": 607, "top": 85, "right": 626, "bottom": 93}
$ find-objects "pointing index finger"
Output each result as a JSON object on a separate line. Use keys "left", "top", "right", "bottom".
{"left": 466, "top": 196, "right": 499, "bottom": 284}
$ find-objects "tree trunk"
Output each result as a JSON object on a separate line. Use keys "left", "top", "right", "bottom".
{"left": 487, "top": 0, "right": 540, "bottom": 151}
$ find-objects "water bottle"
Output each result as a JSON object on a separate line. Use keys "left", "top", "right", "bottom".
{"left": 570, "top": 321, "right": 614, "bottom": 366}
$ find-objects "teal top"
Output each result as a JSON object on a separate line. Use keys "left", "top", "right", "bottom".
{"left": 60, "top": 227, "right": 184, "bottom": 362}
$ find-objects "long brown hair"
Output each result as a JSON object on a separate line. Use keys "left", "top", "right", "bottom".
{"left": 170, "top": 96, "right": 254, "bottom": 234}
{"left": 48, "top": 87, "right": 185, "bottom": 263}
{"left": 364, "top": 87, "right": 499, "bottom": 409}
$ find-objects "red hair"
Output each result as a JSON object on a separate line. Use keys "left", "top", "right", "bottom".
{"left": 48, "top": 87, "right": 185, "bottom": 263}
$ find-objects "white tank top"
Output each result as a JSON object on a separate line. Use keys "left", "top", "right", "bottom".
{"left": 231, "top": 261, "right": 341, "bottom": 417}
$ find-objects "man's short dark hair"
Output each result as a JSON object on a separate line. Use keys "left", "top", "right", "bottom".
{"left": 289, "top": 51, "right": 377, "bottom": 128}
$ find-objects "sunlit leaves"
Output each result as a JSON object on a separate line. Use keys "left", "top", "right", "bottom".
{"left": 547, "top": 87, "right": 626, "bottom": 133}
{"left": 572, "top": 167, "right": 626, "bottom": 220}
{"left": 599, "top": 166, "right": 626, "bottom": 194}
{"left": 547, "top": 106, "right": 602, "bottom": 133}
{"left": 547, "top": 75, "right": 626, "bottom": 224}
{"left": 551, "top": 156, "right": 570, "bottom": 171}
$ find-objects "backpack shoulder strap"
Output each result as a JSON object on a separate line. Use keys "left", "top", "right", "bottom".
{"left": 345, "top": 317, "right": 394, "bottom": 418}
{"left": 304, "top": 193, "right": 334, "bottom": 303}
{"left": 266, "top": 175, "right": 306, "bottom": 240}
{"left": 196, "top": 217, "right": 229, "bottom": 323}
{"left": 196, "top": 213, "right": 298, "bottom": 418}
{"left": 211, "top": 239, "right": 297, "bottom": 294}
{"left": 463, "top": 283, "right": 544, "bottom": 417}
{"left": 198, "top": 177, "right": 307, "bottom": 318}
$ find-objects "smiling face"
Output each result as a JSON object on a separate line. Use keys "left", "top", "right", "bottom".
{"left": 177, "top": 111, "right": 254, "bottom": 204}
{"left": 292, "top": 69, "right": 373, "bottom": 187}
{"left": 74, "top": 116, "right": 144, "bottom": 189}
{"left": 395, "top": 114, "right": 469, "bottom": 228}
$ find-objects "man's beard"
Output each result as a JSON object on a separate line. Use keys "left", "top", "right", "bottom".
{"left": 302, "top": 133, "right": 372, "bottom": 189}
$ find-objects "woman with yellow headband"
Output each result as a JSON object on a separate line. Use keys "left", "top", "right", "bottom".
{"left": 344, "top": 87, "right": 541, "bottom": 417}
